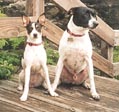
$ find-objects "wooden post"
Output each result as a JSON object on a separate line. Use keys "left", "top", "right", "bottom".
{"left": 25, "top": 0, "right": 33, "bottom": 16}
{"left": 101, "top": 41, "right": 113, "bottom": 62}
{"left": 100, "top": 41, "right": 113, "bottom": 76}
{"left": 33, "top": 0, "right": 45, "bottom": 17}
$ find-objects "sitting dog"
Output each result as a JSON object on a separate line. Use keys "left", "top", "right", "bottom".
{"left": 52, "top": 7, "right": 100, "bottom": 100}
{"left": 18, "top": 15, "right": 58, "bottom": 101}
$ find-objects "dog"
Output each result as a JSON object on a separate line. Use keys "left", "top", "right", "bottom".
{"left": 18, "top": 15, "right": 58, "bottom": 101}
{"left": 52, "top": 7, "right": 100, "bottom": 100}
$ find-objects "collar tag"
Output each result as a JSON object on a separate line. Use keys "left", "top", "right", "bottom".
{"left": 68, "top": 37, "right": 74, "bottom": 42}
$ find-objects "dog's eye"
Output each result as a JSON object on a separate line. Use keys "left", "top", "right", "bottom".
{"left": 26, "top": 25, "right": 33, "bottom": 34}
{"left": 36, "top": 25, "right": 41, "bottom": 31}
{"left": 28, "top": 27, "right": 33, "bottom": 32}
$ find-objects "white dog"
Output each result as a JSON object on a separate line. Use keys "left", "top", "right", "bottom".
{"left": 18, "top": 15, "right": 58, "bottom": 101}
{"left": 52, "top": 7, "right": 100, "bottom": 100}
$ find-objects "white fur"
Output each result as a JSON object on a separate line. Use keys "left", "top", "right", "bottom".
{"left": 52, "top": 16, "right": 100, "bottom": 100}
{"left": 18, "top": 22, "right": 58, "bottom": 101}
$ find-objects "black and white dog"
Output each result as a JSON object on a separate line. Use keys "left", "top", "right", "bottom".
{"left": 52, "top": 7, "right": 100, "bottom": 100}
{"left": 18, "top": 15, "right": 58, "bottom": 101}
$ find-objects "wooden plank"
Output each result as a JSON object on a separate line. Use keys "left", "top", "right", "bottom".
{"left": 0, "top": 67, "right": 119, "bottom": 112}
{"left": 42, "top": 20, "right": 63, "bottom": 45}
{"left": 0, "top": 101, "right": 31, "bottom": 112}
{"left": 53, "top": 0, "right": 115, "bottom": 46}
{"left": 0, "top": 17, "right": 26, "bottom": 38}
{"left": 113, "top": 62, "right": 119, "bottom": 76}
{"left": 93, "top": 51, "right": 113, "bottom": 77}
{"left": 42, "top": 20, "right": 114, "bottom": 77}
{"left": 0, "top": 84, "right": 71, "bottom": 112}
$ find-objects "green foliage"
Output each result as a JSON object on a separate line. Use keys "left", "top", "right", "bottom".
{"left": 113, "top": 46, "right": 119, "bottom": 62}
{"left": 0, "top": 12, "right": 6, "bottom": 17}
{"left": 8, "top": 37, "right": 25, "bottom": 49}
{"left": 44, "top": 39, "right": 59, "bottom": 65}
{"left": 0, "top": 39, "right": 8, "bottom": 49}
{"left": 0, "top": 50, "right": 22, "bottom": 79}
{"left": 0, "top": 37, "right": 24, "bottom": 80}
{"left": 46, "top": 48, "right": 59, "bottom": 65}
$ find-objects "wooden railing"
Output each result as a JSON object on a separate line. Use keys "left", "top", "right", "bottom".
{"left": 0, "top": 0, "right": 119, "bottom": 77}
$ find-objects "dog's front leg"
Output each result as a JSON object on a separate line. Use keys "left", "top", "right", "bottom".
{"left": 87, "top": 58, "right": 100, "bottom": 100}
{"left": 52, "top": 57, "right": 64, "bottom": 92}
{"left": 20, "top": 66, "right": 31, "bottom": 101}
{"left": 42, "top": 63, "right": 58, "bottom": 96}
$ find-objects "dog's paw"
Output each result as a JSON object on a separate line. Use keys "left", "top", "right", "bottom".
{"left": 50, "top": 91, "right": 59, "bottom": 97}
{"left": 20, "top": 95, "right": 28, "bottom": 101}
{"left": 91, "top": 92, "right": 100, "bottom": 101}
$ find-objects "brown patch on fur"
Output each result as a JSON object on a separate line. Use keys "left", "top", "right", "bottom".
{"left": 60, "top": 66, "right": 88, "bottom": 85}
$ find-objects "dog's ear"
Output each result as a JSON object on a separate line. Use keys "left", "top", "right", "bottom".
{"left": 37, "top": 14, "right": 46, "bottom": 25}
{"left": 68, "top": 7, "right": 77, "bottom": 15}
{"left": 22, "top": 16, "right": 31, "bottom": 27}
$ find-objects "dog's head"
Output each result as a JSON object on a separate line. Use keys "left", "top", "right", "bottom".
{"left": 68, "top": 7, "right": 98, "bottom": 29}
{"left": 22, "top": 15, "right": 45, "bottom": 39}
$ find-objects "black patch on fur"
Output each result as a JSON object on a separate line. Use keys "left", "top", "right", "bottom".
{"left": 26, "top": 22, "right": 42, "bottom": 34}
{"left": 71, "top": 7, "right": 96, "bottom": 28}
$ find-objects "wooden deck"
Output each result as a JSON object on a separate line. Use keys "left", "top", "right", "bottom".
{"left": 0, "top": 65, "right": 119, "bottom": 112}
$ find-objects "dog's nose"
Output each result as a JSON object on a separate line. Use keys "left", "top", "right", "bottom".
{"left": 33, "top": 33, "right": 37, "bottom": 38}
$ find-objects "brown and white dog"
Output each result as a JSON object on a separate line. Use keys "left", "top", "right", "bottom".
{"left": 18, "top": 15, "right": 58, "bottom": 101}
{"left": 52, "top": 7, "right": 100, "bottom": 100}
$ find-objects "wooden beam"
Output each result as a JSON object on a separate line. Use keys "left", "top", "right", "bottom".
{"left": 42, "top": 20, "right": 63, "bottom": 45}
{"left": 0, "top": 17, "right": 25, "bottom": 38}
{"left": 42, "top": 19, "right": 114, "bottom": 77}
{"left": 53, "top": 0, "right": 115, "bottom": 46}
{"left": 92, "top": 51, "right": 113, "bottom": 77}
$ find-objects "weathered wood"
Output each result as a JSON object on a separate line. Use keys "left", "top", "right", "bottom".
{"left": 33, "top": 0, "right": 44, "bottom": 17}
{"left": 25, "top": 0, "right": 33, "bottom": 16}
{"left": 53, "top": 0, "right": 115, "bottom": 46}
{"left": 42, "top": 20, "right": 63, "bottom": 45}
{"left": 0, "top": 101, "right": 31, "bottom": 112}
{"left": 114, "top": 30, "right": 119, "bottom": 46}
{"left": 42, "top": 20, "right": 114, "bottom": 76}
{"left": 93, "top": 51, "right": 113, "bottom": 77}
{"left": 0, "top": 17, "right": 26, "bottom": 38}
{"left": 113, "top": 62, "right": 119, "bottom": 76}
{"left": 0, "top": 66, "right": 119, "bottom": 112}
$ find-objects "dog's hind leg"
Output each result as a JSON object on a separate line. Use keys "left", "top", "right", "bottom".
{"left": 17, "top": 70, "right": 24, "bottom": 91}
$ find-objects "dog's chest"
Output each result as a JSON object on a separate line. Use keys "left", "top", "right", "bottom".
{"left": 24, "top": 45, "right": 46, "bottom": 64}
{"left": 63, "top": 48, "right": 87, "bottom": 73}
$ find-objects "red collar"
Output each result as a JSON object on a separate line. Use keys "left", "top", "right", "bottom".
{"left": 67, "top": 28, "right": 85, "bottom": 37}
{"left": 26, "top": 42, "right": 43, "bottom": 46}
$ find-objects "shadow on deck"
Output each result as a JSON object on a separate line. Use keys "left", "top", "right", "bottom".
{"left": 0, "top": 65, "right": 119, "bottom": 112}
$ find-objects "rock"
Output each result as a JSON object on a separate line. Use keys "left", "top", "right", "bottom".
{"left": 3, "top": 1, "right": 26, "bottom": 17}
{"left": 2, "top": 0, "right": 19, "bottom": 4}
